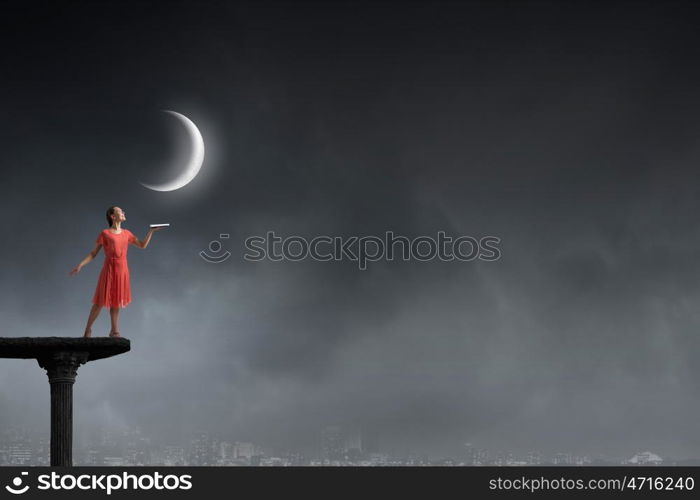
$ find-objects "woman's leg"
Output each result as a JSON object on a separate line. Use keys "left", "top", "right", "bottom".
{"left": 109, "top": 307, "right": 120, "bottom": 337}
{"left": 84, "top": 303, "right": 102, "bottom": 337}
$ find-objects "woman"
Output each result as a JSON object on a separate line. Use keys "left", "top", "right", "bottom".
{"left": 69, "top": 206, "right": 164, "bottom": 337}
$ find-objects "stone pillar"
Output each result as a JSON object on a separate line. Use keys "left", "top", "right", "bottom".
{"left": 37, "top": 351, "right": 90, "bottom": 466}
{"left": 0, "top": 337, "right": 130, "bottom": 467}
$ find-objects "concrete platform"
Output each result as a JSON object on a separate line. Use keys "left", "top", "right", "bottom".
{"left": 0, "top": 336, "right": 130, "bottom": 361}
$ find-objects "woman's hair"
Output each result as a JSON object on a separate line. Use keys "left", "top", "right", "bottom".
{"left": 106, "top": 206, "right": 118, "bottom": 227}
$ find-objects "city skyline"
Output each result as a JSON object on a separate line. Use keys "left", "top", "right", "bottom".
{"left": 2, "top": 423, "right": 699, "bottom": 467}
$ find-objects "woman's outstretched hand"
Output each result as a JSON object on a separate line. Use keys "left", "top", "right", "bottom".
{"left": 69, "top": 265, "right": 81, "bottom": 276}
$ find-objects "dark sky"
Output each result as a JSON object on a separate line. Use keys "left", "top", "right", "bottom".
{"left": 3, "top": 0, "right": 700, "bottom": 460}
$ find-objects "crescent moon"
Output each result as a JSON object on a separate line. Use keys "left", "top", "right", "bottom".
{"left": 140, "top": 110, "right": 205, "bottom": 191}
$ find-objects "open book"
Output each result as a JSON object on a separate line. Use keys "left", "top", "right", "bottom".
{"left": 149, "top": 224, "right": 170, "bottom": 228}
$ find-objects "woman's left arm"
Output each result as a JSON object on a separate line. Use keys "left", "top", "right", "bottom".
{"left": 132, "top": 228, "right": 162, "bottom": 249}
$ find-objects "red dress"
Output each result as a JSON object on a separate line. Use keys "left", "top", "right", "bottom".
{"left": 92, "top": 228, "right": 136, "bottom": 308}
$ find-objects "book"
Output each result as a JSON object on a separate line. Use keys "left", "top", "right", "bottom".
{"left": 149, "top": 223, "right": 170, "bottom": 228}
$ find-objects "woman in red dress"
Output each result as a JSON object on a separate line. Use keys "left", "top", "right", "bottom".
{"left": 69, "top": 206, "right": 164, "bottom": 337}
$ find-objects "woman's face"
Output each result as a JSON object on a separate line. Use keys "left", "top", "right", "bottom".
{"left": 112, "top": 207, "right": 126, "bottom": 223}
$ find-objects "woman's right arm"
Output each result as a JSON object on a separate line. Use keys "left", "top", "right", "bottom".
{"left": 69, "top": 243, "right": 102, "bottom": 275}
